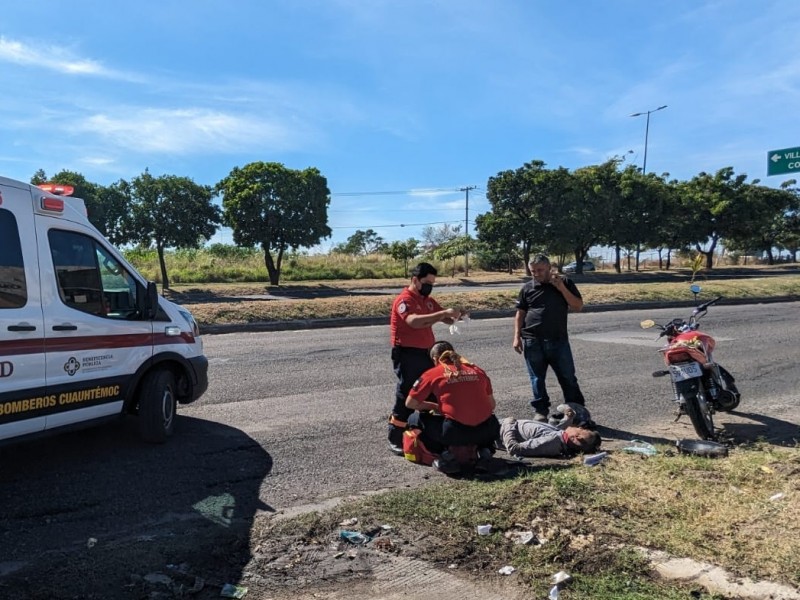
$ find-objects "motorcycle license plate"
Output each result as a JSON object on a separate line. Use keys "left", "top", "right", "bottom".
{"left": 669, "top": 362, "right": 703, "bottom": 382}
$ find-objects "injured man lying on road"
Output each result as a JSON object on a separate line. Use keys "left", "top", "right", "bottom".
{"left": 498, "top": 406, "right": 601, "bottom": 458}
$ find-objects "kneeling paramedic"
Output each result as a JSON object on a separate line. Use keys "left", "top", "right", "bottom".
{"left": 405, "top": 340, "right": 500, "bottom": 473}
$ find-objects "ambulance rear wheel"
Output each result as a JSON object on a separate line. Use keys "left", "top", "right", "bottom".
{"left": 139, "top": 369, "right": 177, "bottom": 443}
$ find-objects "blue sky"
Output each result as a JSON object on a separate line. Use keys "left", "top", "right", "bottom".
{"left": 2, "top": 1, "right": 800, "bottom": 253}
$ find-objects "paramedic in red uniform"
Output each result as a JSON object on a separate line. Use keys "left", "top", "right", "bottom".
{"left": 388, "top": 263, "right": 462, "bottom": 455}
{"left": 405, "top": 340, "right": 500, "bottom": 472}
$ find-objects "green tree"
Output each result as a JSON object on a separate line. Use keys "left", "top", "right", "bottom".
{"left": 613, "top": 167, "right": 675, "bottom": 271}
{"left": 387, "top": 238, "right": 420, "bottom": 276}
{"left": 129, "top": 171, "right": 220, "bottom": 289}
{"left": 777, "top": 210, "right": 800, "bottom": 262}
{"left": 94, "top": 180, "right": 133, "bottom": 246}
{"left": 474, "top": 210, "right": 522, "bottom": 274}
{"left": 567, "top": 161, "right": 620, "bottom": 273}
{"left": 333, "top": 229, "right": 387, "bottom": 255}
{"left": 726, "top": 180, "right": 799, "bottom": 264}
{"left": 433, "top": 235, "right": 472, "bottom": 276}
{"left": 485, "top": 161, "right": 557, "bottom": 274}
{"left": 218, "top": 162, "right": 332, "bottom": 285}
{"left": 648, "top": 178, "right": 692, "bottom": 270}
{"left": 30, "top": 169, "right": 131, "bottom": 245}
{"left": 681, "top": 167, "right": 751, "bottom": 269}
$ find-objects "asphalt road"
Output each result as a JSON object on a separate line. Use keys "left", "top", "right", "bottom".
{"left": 1, "top": 301, "right": 798, "bottom": 596}
{"left": 192, "top": 300, "right": 800, "bottom": 508}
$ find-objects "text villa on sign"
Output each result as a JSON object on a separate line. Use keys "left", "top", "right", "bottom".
{"left": 767, "top": 146, "right": 800, "bottom": 176}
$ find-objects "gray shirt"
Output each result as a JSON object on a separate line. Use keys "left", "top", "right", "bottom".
{"left": 500, "top": 417, "right": 568, "bottom": 458}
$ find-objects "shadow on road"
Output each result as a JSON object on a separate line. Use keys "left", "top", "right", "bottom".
{"left": 596, "top": 413, "right": 799, "bottom": 449}
{"left": 721, "top": 411, "right": 800, "bottom": 445}
{"left": 0, "top": 415, "right": 271, "bottom": 598}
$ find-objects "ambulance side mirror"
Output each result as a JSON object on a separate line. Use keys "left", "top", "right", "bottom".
{"left": 137, "top": 281, "right": 159, "bottom": 320}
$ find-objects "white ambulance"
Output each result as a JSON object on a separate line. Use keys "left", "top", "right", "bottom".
{"left": 0, "top": 175, "right": 208, "bottom": 444}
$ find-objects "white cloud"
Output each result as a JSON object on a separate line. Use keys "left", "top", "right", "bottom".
{"left": 70, "top": 108, "right": 314, "bottom": 155}
{"left": 0, "top": 36, "right": 143, "bottom": 82}
{"left": 80, "top": 156, "right": 115, "bottom": 166}
{"left": 408, "top": 188, "right": 459, "bottom": 197}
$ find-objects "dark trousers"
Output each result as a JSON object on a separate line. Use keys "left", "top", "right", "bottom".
{"left": 391, "top": 346, "right": 434, "bottom": 423}
{"left": 522, "top": 337, "right": 585, "bottom": 415}
{"left": 408, "top": 412, "right": 500, "bottom": 454}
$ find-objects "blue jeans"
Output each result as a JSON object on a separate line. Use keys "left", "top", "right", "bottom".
{"left": 522, "top": 337, "right": 585, "bottom": 415}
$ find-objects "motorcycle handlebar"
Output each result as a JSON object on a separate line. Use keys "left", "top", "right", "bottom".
{"left": 695, "top": 295, "right": 723, "bottom": 313}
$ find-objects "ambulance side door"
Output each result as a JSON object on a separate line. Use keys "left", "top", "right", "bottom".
{"left": 0, "top": 184, "right": 48, "bottom": 440}
{"left": 38, "top": 220, "right": 153, "bottom": 429}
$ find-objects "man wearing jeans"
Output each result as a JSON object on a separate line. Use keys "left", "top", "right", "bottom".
{"left": 512, "top": 254, "right": 585, "bottom": 421}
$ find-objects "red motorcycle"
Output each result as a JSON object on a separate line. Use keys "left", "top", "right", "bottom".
{"left": 640, "top": 285, "right": 740, "bottom": 440}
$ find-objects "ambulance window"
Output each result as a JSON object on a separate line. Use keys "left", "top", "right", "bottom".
{"left": 0, "top": 209, "right": 27, "bottom": 309}
{"left": 49, "top": 230, "right": 105, "bottom": 317}
{"left": 95, "top": 245, "right": 138, "bottom": 319}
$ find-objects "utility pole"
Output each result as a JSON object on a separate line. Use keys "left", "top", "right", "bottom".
{"left": 460, "top": 186, "right": 477, "bottom": 276}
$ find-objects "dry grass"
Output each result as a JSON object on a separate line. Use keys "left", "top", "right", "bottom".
{"left": 261, "top": 443, "right": 800, "bottom": 598}
{"left": 170, "top": 275, "right": 800, "bottom": 326}
{"left": 586, "top": 445, "right": 800, "bottom": 584}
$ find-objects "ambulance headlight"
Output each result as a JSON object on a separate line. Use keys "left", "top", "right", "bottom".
{"left": 178, "top": 309, "right": 201, "bottom": 337}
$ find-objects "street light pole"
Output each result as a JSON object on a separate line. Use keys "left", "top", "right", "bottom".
{"left": 630, "top": 104, "right": 667, "bottom": 174}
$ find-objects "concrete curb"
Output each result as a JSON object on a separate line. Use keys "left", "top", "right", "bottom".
{"left": 200, "top": 295, "right": 799, "bottom": 336}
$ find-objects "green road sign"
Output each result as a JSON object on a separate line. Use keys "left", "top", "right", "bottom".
{"left": 767, "top": 146, "right": 800, "bottom": 176}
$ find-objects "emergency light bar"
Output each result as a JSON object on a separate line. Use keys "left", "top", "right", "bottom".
{"left": 37, "top": 183, "right": 75, "bottom": 196}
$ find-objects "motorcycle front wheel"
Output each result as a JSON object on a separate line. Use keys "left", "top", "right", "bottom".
{"left": 716, "top": 366, "right": 741, "bottom": 412}
{"left": 681, "top": 380, "right": 717, "bottom": 440}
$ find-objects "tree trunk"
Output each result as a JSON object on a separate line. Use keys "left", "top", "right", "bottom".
{"left": 157, "top": 244, "right": 170, "bottom": 290}
{"left": 666, "top": 248, "right": 672, "bottom": 270}
{"left": 635, "top": 242, "right": 641, "bottom": 272}
{"left": 523, "top": 241, "right": 532, "bottom": 276}
{"left": 614, "top": 244, "right": 621, "bottom": 274}
{"left": 766, "top": 247, "right": 775, "bottom": 265}
{"left": 263, "top": 245, "right": 280, "bottom": 285}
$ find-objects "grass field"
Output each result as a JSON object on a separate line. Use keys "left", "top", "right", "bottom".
{"left": 164, "top": 269, "right": 800, "bottom": 327}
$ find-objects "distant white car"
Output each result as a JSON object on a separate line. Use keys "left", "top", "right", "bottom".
{"left": 562, "top": 260, "right": 595, "bottom": 273}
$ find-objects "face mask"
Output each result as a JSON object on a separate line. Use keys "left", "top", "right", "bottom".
{"left": 419, "top": 282, "right": 433, "bottom": 297}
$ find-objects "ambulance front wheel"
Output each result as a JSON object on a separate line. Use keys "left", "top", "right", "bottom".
{"left": 139, "top": 369, "right": 177, "bottom": 443}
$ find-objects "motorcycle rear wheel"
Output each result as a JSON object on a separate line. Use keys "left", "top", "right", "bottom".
{"left": 681, "top": 380, "right": 716, "bottom": 440}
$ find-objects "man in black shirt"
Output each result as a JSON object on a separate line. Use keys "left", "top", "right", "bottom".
{"left": 512, "top": 254, "right": 586, "bottom": 420}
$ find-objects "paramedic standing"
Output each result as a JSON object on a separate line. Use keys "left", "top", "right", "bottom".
{"left": 513, "top": 254, "right": 585, "bottom": 421}
{"left": 388, "top": 262, "right": 462, "bottom": 455}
